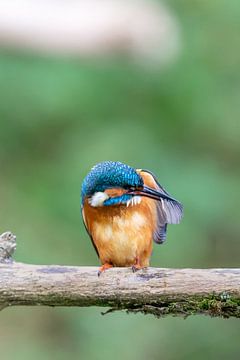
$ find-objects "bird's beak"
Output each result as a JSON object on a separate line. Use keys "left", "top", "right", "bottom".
{"left": 127, "top": 185, "right": 177, "bottom": 202}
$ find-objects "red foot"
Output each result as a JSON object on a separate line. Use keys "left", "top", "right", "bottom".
{"left": 98, "top": 263, "right": 113, "bottom": 277}
{"left": 131, "top": 257, "right": 143, "bottom": 273}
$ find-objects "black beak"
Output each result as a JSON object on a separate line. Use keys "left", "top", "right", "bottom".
{"left": 127, "top": 185, "right": 177, "bottom": 202}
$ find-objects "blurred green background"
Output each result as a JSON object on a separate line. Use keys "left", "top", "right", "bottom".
{"left": 0, "top": 1, "right": 239, "bottom": 359}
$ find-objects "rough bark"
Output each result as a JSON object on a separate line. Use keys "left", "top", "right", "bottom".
{"left": 0, "top": 232, "right": 239, "bottom": 318}
{"left": 0, "top": 263, "right": 239, "bottom": 318}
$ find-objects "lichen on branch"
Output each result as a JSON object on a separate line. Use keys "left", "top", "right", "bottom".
{"left": 0, "top": 231, "right": 239, "bottom": 319}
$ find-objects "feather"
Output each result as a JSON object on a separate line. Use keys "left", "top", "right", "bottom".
{"left": 139, "top": 169, "right": 183, "bottom": 244}
{"left": 81, "top": 206, "right": 99, "bottom": 257}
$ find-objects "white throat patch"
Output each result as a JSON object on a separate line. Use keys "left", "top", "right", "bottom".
{"left": 89, "top": 193, "right": 141, "bottom": 208}
{"left": 126, "top": 196, "right": 141, "bottom": 207}
{"left": 89, "top": 192, "right": 109, "bottom": 207}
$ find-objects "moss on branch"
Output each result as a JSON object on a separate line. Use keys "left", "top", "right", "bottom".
{"left": 0, "top": 232, "right": 239, "bottom": 319}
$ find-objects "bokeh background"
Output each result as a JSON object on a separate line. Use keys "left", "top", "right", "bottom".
{"left": 0, "top": 0, "right": 239, "bottom": 359}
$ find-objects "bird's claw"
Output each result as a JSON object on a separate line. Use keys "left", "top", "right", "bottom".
{"left": 98, "top": 263, "right": 113, "bottom": 277}
{"left": 131, "top": 264, "right": 142, "bottom": 273}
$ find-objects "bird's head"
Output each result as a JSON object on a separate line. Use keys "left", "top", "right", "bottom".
{"left": 81, "top": 160, "right": 181, "bottom": 210}
{"left": 81, "top": 161, "right": 144, "bottom": 207}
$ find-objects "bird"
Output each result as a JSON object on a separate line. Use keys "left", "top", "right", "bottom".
{"left": 81, "top": 161, "right": 183, "bottom": 275}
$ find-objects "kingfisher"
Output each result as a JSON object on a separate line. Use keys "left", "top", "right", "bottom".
{"left": 81, "top": 161, "right": 183, "bottom": 275}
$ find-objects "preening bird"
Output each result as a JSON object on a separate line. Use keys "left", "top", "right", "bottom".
{"left": 81, "top": 161, "right": 183, "bottom": 275}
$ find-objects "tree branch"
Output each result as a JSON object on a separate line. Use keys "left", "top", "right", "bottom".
{"left": 0, "top": 263, "right": 239, "bottom": 318}
{"left": 0, "top": 232, "right": 239, "bottom": 318}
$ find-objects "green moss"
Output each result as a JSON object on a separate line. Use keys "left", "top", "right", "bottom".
{"left": 118, "top": 294, "right": 240, "bottom": 319}
{"left": 196, "top": 294, "right": 240, "bottom": 318}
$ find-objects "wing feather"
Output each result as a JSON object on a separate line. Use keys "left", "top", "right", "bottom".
{"left": 81, "top": 206, "right": 99, "bottom": 257}
{"left": 140, "top": 169, "right": 183, "bottom": 244}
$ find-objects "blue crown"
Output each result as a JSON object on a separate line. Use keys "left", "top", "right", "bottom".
{"left": 81, "top": 161, "right": 143, "bottom": 202}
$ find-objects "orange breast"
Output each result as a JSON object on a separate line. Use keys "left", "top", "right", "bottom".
{"left": 83, "top": 196, "right": 157, "bottom": 267}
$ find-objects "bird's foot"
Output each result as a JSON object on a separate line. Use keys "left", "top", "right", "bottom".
{"left": 131, "top": 257, "right": 143, "bottom": 273}
{"left": 131, "top": 264, "right": 143, "bottom": 273}
{"left": 98, "top": 263, "right": 113, "bottom": 277}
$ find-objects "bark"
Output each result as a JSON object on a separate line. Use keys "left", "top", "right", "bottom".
{"left": 0, "top": 232, "right": 239, "bottom": 318}
{"left": 0, "top": 263, "right": 239, "bottom": 318}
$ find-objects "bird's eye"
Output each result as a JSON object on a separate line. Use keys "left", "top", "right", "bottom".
{"left": 132, "top": 186, "right": 143, "bottom": 190}
{"left": 128, "top": 186, "right": 137, "bottom": 192}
